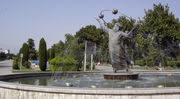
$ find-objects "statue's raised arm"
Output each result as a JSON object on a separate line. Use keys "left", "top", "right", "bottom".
{"left": 119, "top": 23, "right": 139, "bottom": 38}
{"left": 95, "top": 18, "right": 109, "bottom": 33}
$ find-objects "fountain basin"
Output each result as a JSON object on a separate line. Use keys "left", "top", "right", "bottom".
{"left": 104, "top": 73, "right": 139, "bottom": 80}
{"left": 0, "top": 72, "right": 180, "bottom": 99}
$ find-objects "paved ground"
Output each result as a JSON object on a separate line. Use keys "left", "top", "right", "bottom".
{"left": 95, "top": 65, "right": 113, "bottom": 71}
{"left": 0, "top": 60, "right": 13, "bottom": 75}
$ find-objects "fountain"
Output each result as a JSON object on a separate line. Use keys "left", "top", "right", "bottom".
{"left": 0, "top": 9, "right": 180, "bottom": 99}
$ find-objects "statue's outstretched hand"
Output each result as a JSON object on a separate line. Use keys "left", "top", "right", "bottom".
{"left": 94, "top": 17, "right": 100, "bottom": 22}
{"left": 133, "top": 23, "right": 139, "bottom": 28}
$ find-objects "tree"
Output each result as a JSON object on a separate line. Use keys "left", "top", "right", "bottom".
{"left": 27, "top": 38, "right": 37, "bottom": 60}
{"left": 75, "top": 25, "right": 104, "bottom": 45}
{"left": 0, "top": 52, "right": 6, "bottom": 60}
{"left": 49, "top": 48, "right": 55, "bottom": 60}
{"left": 75, "top": 25, "right": 98, "bottom": 69}
{"left": 39, "top": 38, "right": 47, "bottom": 71}
{"left": 55, "top": 40, "right": 65, "bottom": 56}
{"left": 64, "top": 34, "right": 75, "bottom": 54}
{"left": 140, "top": 3, "right": 180, "bottom": 52}
{"left": 138, "top": 3, "right": 180, "bottom": 66}
{"left": 21, "top": 43, "right": 29, "bottom": 65}
{"left": 27, "top": 38, "right": 35, "bottom": 50}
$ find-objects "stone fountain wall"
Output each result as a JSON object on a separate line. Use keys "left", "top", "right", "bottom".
{"left": 0, "top": 87, "right": 180, "bottom": 99}
{"left": 0, "top": 72, "right": 180, "bottom": 99}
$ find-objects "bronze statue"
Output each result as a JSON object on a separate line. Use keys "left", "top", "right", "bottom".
{"left": 95, "top": 9, "right": 138, "bottom": 73}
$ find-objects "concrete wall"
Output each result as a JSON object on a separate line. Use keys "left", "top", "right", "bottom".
{"left": 0, "top": 73, "right": 180, "bottom": 99}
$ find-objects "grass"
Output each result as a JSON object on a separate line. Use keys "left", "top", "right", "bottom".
{"left": 12, "top": 65, "right": 52, "bottom": 73}
{"left": 12, "top": 69, "right": 52, "bottom": 73}
{"left": 133, "top": 65, "right": 180, "bottom": 70}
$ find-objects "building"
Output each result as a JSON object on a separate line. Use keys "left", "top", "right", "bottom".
{"left": 4, "top": 50, "right": 10, "bottom": 54}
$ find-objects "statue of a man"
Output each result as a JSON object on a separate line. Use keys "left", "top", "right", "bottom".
{"left": 96, "top": 18, "right": 138, "bottom": 73}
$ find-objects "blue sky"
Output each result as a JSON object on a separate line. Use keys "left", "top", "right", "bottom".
{"left": 0, "top": 0, "right": 180, "bottom": 54}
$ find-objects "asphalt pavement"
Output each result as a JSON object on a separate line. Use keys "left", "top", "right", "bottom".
{"left": 0, "top": 60, "right": 13, "bottom": 75}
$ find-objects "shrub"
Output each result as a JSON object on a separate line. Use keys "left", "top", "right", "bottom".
{"left": 13, "top": 58, "right": 19, "bottom": 69}
{"left": 146, "top": 60, "right": 154, "bottom": 66}
{"left": 135, "top": 59, "right": 145, "bottom": 66}
{"left": 49, "top": 55, "right": 77, "bottom": 71}
{"left": 61, "top": 65, "right": 77, "bottom": 71}
{"left": 144, "top": 65, "right": 148, "bottom": 70}
{"left": 167, "top": 66, "right": 171, "bottom": 70}
{"left": 23, "top": 61, "right": 31, "bottom": 68}
{"left": 167, "top": 61, "right": 180, "bottom": 67}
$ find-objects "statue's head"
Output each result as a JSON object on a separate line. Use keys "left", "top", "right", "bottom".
{"left": 113, "top": 23, "right": 122, "bottom": 31}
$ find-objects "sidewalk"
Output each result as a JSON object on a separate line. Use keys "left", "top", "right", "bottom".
{"left": 95, "top": 65, "right": 113, "bottom": 71}
{"left": 0, "top": 60, "right": 13, "bottom": 75}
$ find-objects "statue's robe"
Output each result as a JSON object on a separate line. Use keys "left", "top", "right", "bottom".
{"left": 108, "top": 30, "right": 129, "bottom": 70}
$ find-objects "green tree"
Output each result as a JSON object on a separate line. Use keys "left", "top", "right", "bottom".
{"left": 55, "top": 40, "right": 65, "bottom": 56}
{"left": 140, "top": 3, "right": 180, "bottom": 51}
{"left": 75, "top": 25, "right": 104, "bottom": 45}
{"left": 21, "top": 43, "right": 29, "bottom": 66}
{"left": 64, "top": 34, "right": 75, "bottom": 55}
{"left": 49, "top": 48, "right": 55, "bottom": 60}
{"left": 75, "top": 25, "right": 107, "bottom": 65}
{"left": 27, "top": 38, "right": 37, "bottom": 60}
{"left": 39, "top": 38, "right": 47, "bottom": 71}
{"left": 47, "top": 40, "right": 65, "bottom": 60}
{"left": 137, "top": 3, "right": 180, "bottom": 66}
{"left": 64, "top": 34, "right": 83, "bottom": 70}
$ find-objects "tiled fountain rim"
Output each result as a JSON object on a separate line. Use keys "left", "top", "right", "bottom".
{"left": 1, "top": 71, "right": 180, "bottom": 95}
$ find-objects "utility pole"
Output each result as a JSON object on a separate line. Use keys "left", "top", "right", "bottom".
{"left": 91, "top": 54, "right": 93, "bottom": 70}
{"left": 84, "top": 41, "right": 87, "bottom": 71}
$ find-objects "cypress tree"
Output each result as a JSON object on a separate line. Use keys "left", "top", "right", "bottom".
{"left": 39, "top": 38, "right": 47, "bottom": 71}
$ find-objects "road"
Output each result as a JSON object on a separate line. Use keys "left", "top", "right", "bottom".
{"left": 0, "top": 60, "right": 13, "bottom": 75}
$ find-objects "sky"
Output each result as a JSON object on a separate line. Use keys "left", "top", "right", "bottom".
{"left": 0, "top": 0, "right": 180, "bottom": 54}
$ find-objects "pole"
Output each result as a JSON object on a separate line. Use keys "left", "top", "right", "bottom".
{"left": 84, "top": 41, "right": 87, "bottom": 71}
{"left": 176, "top": 44, "right": 180, "bottom": 67}
{"left": 20, "top": 54, "right": 23, "bottom": 71}
{"left": 91, "top": 54, "right": 93, "bottom": 70}
{"left": 21, "top": 57, "right": 22, "bottom": 70}
{"left": 176, "top": 56, "right": 178, "bottom": 67}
